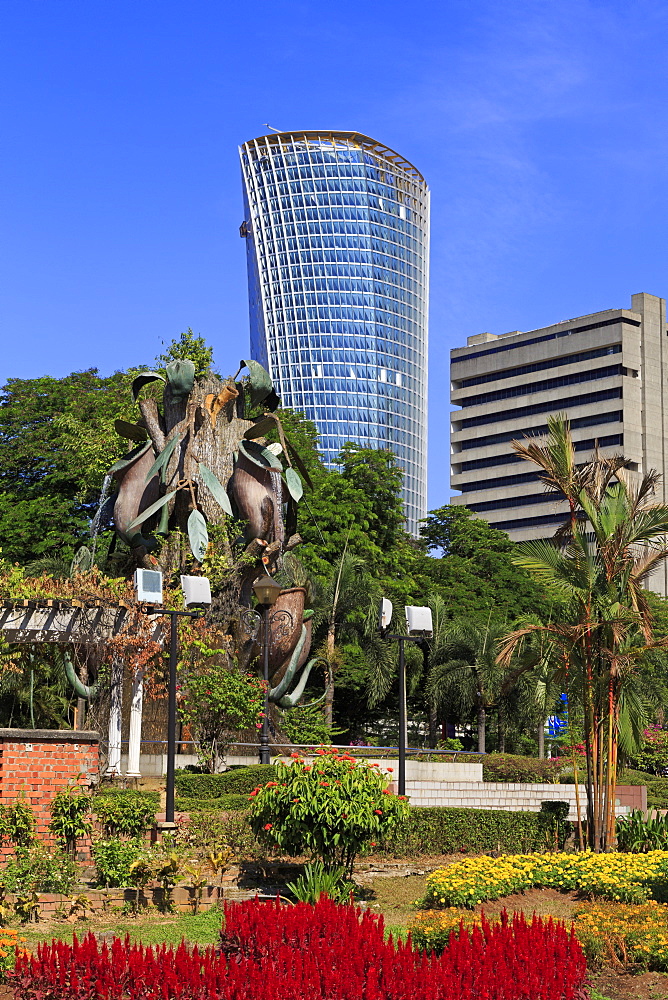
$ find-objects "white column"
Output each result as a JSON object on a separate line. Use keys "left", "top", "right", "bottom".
{"left": 107, "top": 656, "right": 124, "bottom": 776}
{"left": 126, "top": 667, "right": 144, "bottom": 778}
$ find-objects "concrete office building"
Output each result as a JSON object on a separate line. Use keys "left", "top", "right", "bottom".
{"left": 239, "top": 130, "right": 429, "bottom": 536}
{"left": 450, "top": 292, "right": 668, "bottom": 594}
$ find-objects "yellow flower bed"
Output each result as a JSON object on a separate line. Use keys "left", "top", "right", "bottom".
{"left": 421, "top": 851, "right": 668, "bottom": 908}
{"left": 410, "top": 901, "right": 668, "bottom": 970}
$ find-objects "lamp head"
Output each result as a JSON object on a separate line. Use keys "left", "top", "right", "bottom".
{"left": 252, "top": 574, "right": 282, "bottom": 607}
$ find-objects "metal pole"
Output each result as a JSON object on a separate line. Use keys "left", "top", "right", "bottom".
{"left": 165, "top": 610, "right": 178, "bottom": 824}
{"left": 260, "top": 604, "right": 271, "bottom": 765}
{"left": 398, "top": 637, "right": 406, "bottom": 796}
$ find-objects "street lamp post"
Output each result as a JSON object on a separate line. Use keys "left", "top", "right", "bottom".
{"left": 141, "top": 605, "right": 205, "bottom": 828}
{"left": 240, "top": 575, "right": 293, "bottom": 765}
{"left": 381, "top": 601, "right": 432, "bottom": 797}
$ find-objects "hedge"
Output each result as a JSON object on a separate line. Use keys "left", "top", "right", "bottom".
{"left": 174, "top": 766, "right": 275, "bottom": 799}
{"left": 177, "top": 804, "right": 566, "bottom": 858}
{"left": 378, "top": 805, "right": 567, "bottom": 856}
{"left": 175, "top": 793, "right": 249, "bottom": 812}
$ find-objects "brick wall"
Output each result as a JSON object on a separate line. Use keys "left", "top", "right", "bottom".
{"left": 0, "top": 729, "right": 99, "bottom": 844}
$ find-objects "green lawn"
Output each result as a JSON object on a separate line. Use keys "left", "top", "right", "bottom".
{"left": 20, "top": 908, "right": 226, "bottom": 950}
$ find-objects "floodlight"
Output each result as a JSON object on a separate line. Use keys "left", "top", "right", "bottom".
{"left": 134, "top": 568, "right": 163, "bottom": 604}
{"left": 405, "top": 605, "right": 433, "bottom": 637}
{"left": 180, "top": 576, "right": 212, "bottom": 609}
{"left": 379, "top": 597, "right": 393, "bottom": 631}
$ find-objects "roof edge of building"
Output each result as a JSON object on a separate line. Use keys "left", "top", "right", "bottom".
{"left": 239, "top": 130, "right": 426, "bottom": 184}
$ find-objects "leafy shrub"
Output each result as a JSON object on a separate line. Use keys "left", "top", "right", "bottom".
{"left": 0, "top": 799, "right": 35, "bottom": 847}
{"left": 175, "top": 809, "right": 266, "bottom": 860}
{"left": 286, "top": 861, "right": 355, "bottom": 904}
{"left": 420, "top": 851, "right": 668, "bottom": 908}
{"left": 175, "top": 793, "right": 249, "bottom": 812}
{"left": 480, "top": 754, "right": 562, "bottom": 784}
{"left": 248, "top": 747, "right": 409, "bottom": 873}
{"left": 629, "top": 725, "right": 668, "bottom": 775}
{"left": 279, "top": 704, "right": 342, "bottom": 746}
{"left": 0, "top": 843, "right": 76, "bottom": 894}
{"left": 378, "top": 806, "right": 560, "bottom": 856}
{"left": 91, "top": 837, "right": 145, "bottom": 887}
{"left": 93, "top": 791, "right": 157, "bottom": 836}
{"left": 647, "top": 779, "right": 668, "bottom": 810}
{"left": 48, "top": 786, "right": 92, "bottom": 857}
{"left": 178, "top": 648, "right": 264, "bottom": 771}
{"left": 12, "top": 897, "right": 587, "bottom": 1000}
{"left": 617, "top": 810, "right": 668, "bottom": 852}
{"left": 574, "top": 900, "right": 668, "bottom": 969}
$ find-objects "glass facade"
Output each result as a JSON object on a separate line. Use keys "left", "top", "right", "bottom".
{"left": 239, "top": 130, "right": 429, "bottom": 536}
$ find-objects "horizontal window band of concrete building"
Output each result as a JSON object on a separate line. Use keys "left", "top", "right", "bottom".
{"left": 457, "top": 434, "right": 623, "bottom": 472}
{"left": 457, "top": 387, "right": 623, "bottom": 430}
{"left": 459, "top": 364, "right": 628, "bottom": 408}
{"left": 457, "top": 411, "right": 623, "bottom": 450}
{"left": 451, "top": 315, "right": 641, "bottom": 364}
{"left": 458, "top": 470, "right": 542, "bottom": 492}
{"left": 491, "top": 511, "right": 571, "bottom": 531}
{"left": 468, "top": 491, "right": 567, "bottom": 513}
{"left": 454, "top": 344, "right": 621, "bottom": 389}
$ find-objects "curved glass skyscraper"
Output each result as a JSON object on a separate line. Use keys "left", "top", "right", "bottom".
{"left": 239, "top": 130, "right": 429, "bottom": 535}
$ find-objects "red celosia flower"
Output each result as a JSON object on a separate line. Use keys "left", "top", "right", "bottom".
{"left": 374, "top": 809, "right": 382, "bottom": 815}
{"left": 263, "top": 823, "right": 272, "bottom": 831}
{"left": 266, "top": 782, "right": 278, "bottom": 788}
{"left": 386, "top": 767, "right": 394, "bottom": 772}
{"left": 382, "top": 789, "right": 391, "bottom": 795}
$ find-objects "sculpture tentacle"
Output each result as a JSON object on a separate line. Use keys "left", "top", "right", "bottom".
{"left": 268, "top": 625, "right": 308, "bottom": 702}
{"left": 63, "top": 650, "right": 100, "bottom": 700}
{"left": 277, "top": 656, "right": 326, "bottom": 708}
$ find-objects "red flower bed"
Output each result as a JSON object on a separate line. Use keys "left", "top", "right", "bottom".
{"left": 10, "top": 896, "right": 587, "bottom": 999}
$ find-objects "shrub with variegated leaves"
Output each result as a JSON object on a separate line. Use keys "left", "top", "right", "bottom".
{"left": 248, "top": 747, "right": 409, "bottom": 874}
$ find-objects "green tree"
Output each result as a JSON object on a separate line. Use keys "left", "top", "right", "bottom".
{"left": 0, "top": 370, "right": 136, "bottom": 563}
{"left": 420, "top": 505, "right": 553, "bottom": 625}
{"left": 155, "top": 328, "right": 215, "bottom": 375}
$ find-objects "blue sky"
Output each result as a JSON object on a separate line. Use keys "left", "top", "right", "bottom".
{"left": 2, "top": 0, "right": 668, "bottom": 510}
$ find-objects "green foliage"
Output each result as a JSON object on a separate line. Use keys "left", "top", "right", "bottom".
{"left": 629, "top": 726, "right": 668, "bottom": 775}
{"left": 177, "top": 645, "right": 264, "bottom": 772}
{"left": 48, "top": 785, "right": 92, "bottom": 856}
{"left": 174, "top": 765, "right": 275, "bottom": 798}
{"left": 0, "top": 799, "right": 35, "bottom": 847}
{"left": 420, "top": 505, "right": 553, "bottom": 624}
{"left": 279, "top": 704, "right": 340, "bottom": 746}
{"left": 617, "top": 809, "right": 668, "bottom": 852}
{"left": 286, "top": 861, "right": 355, "bottom": 904}
{"left": 155, "top": 329, "right": 215, "bottom": 376}
{"left": 248, "top": 747, "right": 409, "bottom": 874}
{"left": 176, "top": 810, "right": 265, "bottom": 859}
{"left": 93, "top": 791, "right": 157, "bottom": 836}
{"left": 91, "top": 837, "right": 145, "bottom": 887}
{"left": 479, "top": 753, "right": 563, "bottom": 783}
{"left": 0, "top": 843, "right": 76, "bottom": 893}
{"left": 175, "top": 793, "right": 249, "bottom": 812}
{"left": 0, "top": 369, "right": 138, "bottom": 563}
{"left": 378, "top": 806, "right": 561, "bottom": 856}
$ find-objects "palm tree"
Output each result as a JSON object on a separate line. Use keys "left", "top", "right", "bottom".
{"left": 498, "top": 415, "right": 668, "bottom": 851}
{"left": 427, "top": 613, "right": 504, "bottom": 753}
